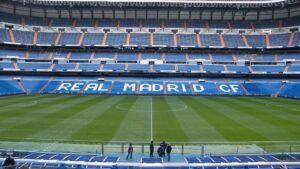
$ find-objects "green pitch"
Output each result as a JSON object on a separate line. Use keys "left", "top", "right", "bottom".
{"left": 0, "top": 94, "right": 300, "bottom": 152}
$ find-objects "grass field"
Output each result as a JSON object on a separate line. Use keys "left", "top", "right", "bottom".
{"left": 0, "top": 94, "right": 300, "bottom": 152}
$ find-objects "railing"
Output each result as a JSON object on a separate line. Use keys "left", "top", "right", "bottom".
{"left": 1, "top": 141, "right": 300, "bottom": 155}
{"left": 91, "top": 143, "right": 300, "bottom": 155}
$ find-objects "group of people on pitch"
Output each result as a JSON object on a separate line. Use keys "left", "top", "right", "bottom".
{"left": 127, "top": 140, "right": 172, "bottom": 161}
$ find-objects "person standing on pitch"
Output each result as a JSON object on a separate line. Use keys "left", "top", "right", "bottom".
{"left": 3, "top": 155, "right": 15, "bottom": 169}
{"left": 150, "top": 140, "right": 154, "bottom": 157}
{"left": 126, "top": 143, "right": 133, "bottom": 160}
{"left": 160, "top": 141, "right": 167, "bottom": 157}
{"left": 157, "top": 146, "right": 164, "bottom": 158}
{"left": 166, "top": 144, "right": 172, "bottom": 161}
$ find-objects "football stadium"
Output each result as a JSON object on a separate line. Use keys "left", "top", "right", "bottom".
{"left": 0, "top": 0, "right": 300, "bottom": 168}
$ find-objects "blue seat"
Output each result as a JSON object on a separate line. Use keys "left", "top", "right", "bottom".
{"left": 106, "top": 33, "right": 127, "bottom": 46}
{"left": 104, "top": 156, "right": 119, "bottom": 162}
{"left": 185, "top": 157, "right": 200, "bottom": 163}
{"left": 37, "top": 153, "right": 55, "bottom": 160}
{"left": 177, "top": 34, "right": 197, "bottom": 47}
{"left": 58, "top": 33, "right": 81, "bottom": 45}
{"left": 77, "top": 155, "right": 94, "bottom": 162}
{"left": 142, "top": 158, "right": 162, "bottom": 163}
{"left": 154, "top": 34, "right": 174, "bottom": 46}
{"left": 24, "top": 153, "right": 43, "bottom": 159}
{"left": 199, "top": 157, "right": 214, "bottom": 163}
{"left": 51, "top": 154, "right": 68, "bottom": 160}
{"left": 90, "top": 156, "right": 106, "bottom": 162}
{"left": 64, "top": 154, "right": 80, "bottom": 161}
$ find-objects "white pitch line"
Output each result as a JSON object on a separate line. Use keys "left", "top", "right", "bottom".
{"left": 150, "top": 96, "right": 153, "bottom": 141}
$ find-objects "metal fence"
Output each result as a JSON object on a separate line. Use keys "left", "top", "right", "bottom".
{"left": 1, "top": 141, "right": 300, "bottom": 155}
{"left": 94, "top": 143, "right": 300, "bottom": 155}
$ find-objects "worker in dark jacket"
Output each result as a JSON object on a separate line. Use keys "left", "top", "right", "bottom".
{"left": 150, "top": 140, "right": 154, "bottom": 157}
{"left": 166, "top": 144, "right": 172, "bottom": 161}
{"left": 160, "top": 141, "right": 167, "bottom": 157}
{"left": 157, "top": 146, "right": 164, "bottom": 158}
{"left": 3, "top": 155, "right": 15, "bottom": 169}
{"left": 126, "top": 143, "right": 133, "bottom": 160}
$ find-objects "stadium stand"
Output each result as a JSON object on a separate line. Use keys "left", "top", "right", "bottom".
{"left": 28, "top": 51, "right": 50, "bottom": 59}
{"left": 152, "top": 64, "right": 176, "bottom": 72}
{"left": 82, "top": 33, "right": 104, "bottom": 46}
{"left": 118, "top": 52, "right": 138, "bottom": 62}
{"left": 13, "top": 30, "right": 34, "bottom": 45}
{"left": 36, "top": 32, "right": 58, "bottom": 45}
{"left": 141, "top": 53, "right": 163, "bottom": 60}
{"left": 227, "top": 65, "right": 250, "bottom": 72}
{"left": 0, "top": 80, "right": 25, "bottom": 95}
{"left": 203, "top": 65, "right": 224, "bottom": 72}
{"left": 269, "top": 33, "right": 290, "bottom": 47}
{"left": 94, "top": 52, "right": 115, "bottom": 59}
{"left": 222, "top": 35, "right": 246, "bottom": 48}
{"left": 178, "top": 64, "right": 200, "bottom": 72}
{"left": 243, "top": 83, "right": 282, "bottom": 96}
{"left": 278, "top": 83, "right": 300, "bottom": 99}
{"left": 78, "top": 63, "right": 100, "bottom": 71}
{"left": 1, "top": 0, "right": 300, "bottom": 168}
{"left": 18, "top": 62, "right": 52, "bottom": 70}
{"left": 0, "top": 29, "right": 12, "bottom": 43}
{"left": 106, "top": 33, "right": 127, "bottom": 46}
{"left": 0, "top": 75, "right": 293, "bottom": 99}
{"left": 177, "top": 34, "right": 197, "bottom": 47}
{"left": 0, "top": 62, "right": 14, "bottom": 69}
{"left": 200, "top": 34, "right": 222, "bottom": 47}
{"left": 164, "top": 53, "right": 186, "bottom": 62}
{"left": 245, "top": 35, "right": 267, "bottom": 48}
{"left": 0, "top": 28, "right": 299, "bottom": 49}
{"left": 22, "top": 80, "right": 48, "bottom": 93}
{"left": 103, "top": 64, "right": 126, "bottom": 71}
{"left": 58, "top": 33, "right": 81, "bottom": 45}
{"left": 288, "top": 65, "right": 300, "bottom": 72}
{"left": 70, "top": 52, "right": 92, "bottom": 60}
{"left": 153, "top": 34, "right": 174, "bottom": 47}
{"left": 128, "top": 64, "right": 149, "bottom": 72}
{"left": 53, "top": 64, "right": 77, "bottom": 71}
{"left": 212, "top": 54, "right": 233, "bottom": 62}
{"left": 251, "top": 65, "right": 285, "bottom": 73}
{"left": 130, "top": 33, "right": 151, "bottom": 46}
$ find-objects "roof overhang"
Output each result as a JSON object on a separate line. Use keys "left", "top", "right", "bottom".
{"left": 6, "top": 0, "right": 299, "bottom": 9}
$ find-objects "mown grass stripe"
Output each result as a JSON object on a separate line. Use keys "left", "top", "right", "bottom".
{"left": 153, "top": 96, "right": 188, "bottom": 142}
{"left": 0, "top": 95, "right": 78, "bottom": 123}
{"left": 244, "top": 97, "right": 300, "bottom": 119}
{"left": 0, "top": 94, "right": 55, "bottom": 108}
{"left": 111, "top": 96, "right": 150, "bottom": 142}
{"left": 70, "top": 96, "right": 138, "bottom": 143}
{"left": 30, "top": 96, "right": 115, "bottom": 140}
{"left": 273, "top": 97, "right": 300, "bottom": 105}
{"left": 191, "top": 97, "right": 268, "bottom": 141}
{"left": 173, "top": 96, "right": 227, "bottom": 142}
{"left": 0, "top": 95, "right": 97, "bottom": 140}
{"left": 232, "top": 97, "right": 300, "bottom": 138}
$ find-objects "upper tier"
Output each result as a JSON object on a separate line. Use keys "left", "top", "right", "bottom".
{"left": 1, "top": 12, "right": 300, "bottom": 29}
{"left": 1, "top": 28, "right": 299, "bottom": 48}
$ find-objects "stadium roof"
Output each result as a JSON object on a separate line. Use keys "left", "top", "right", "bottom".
{"left": 9, "top": 0, "right": 298, "bottom": 8}
{"left": 10, "top": 0, "right": 298, "bottom": 6}
{"left": 21, "top": 0, "right": 289, "bottom": 3}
